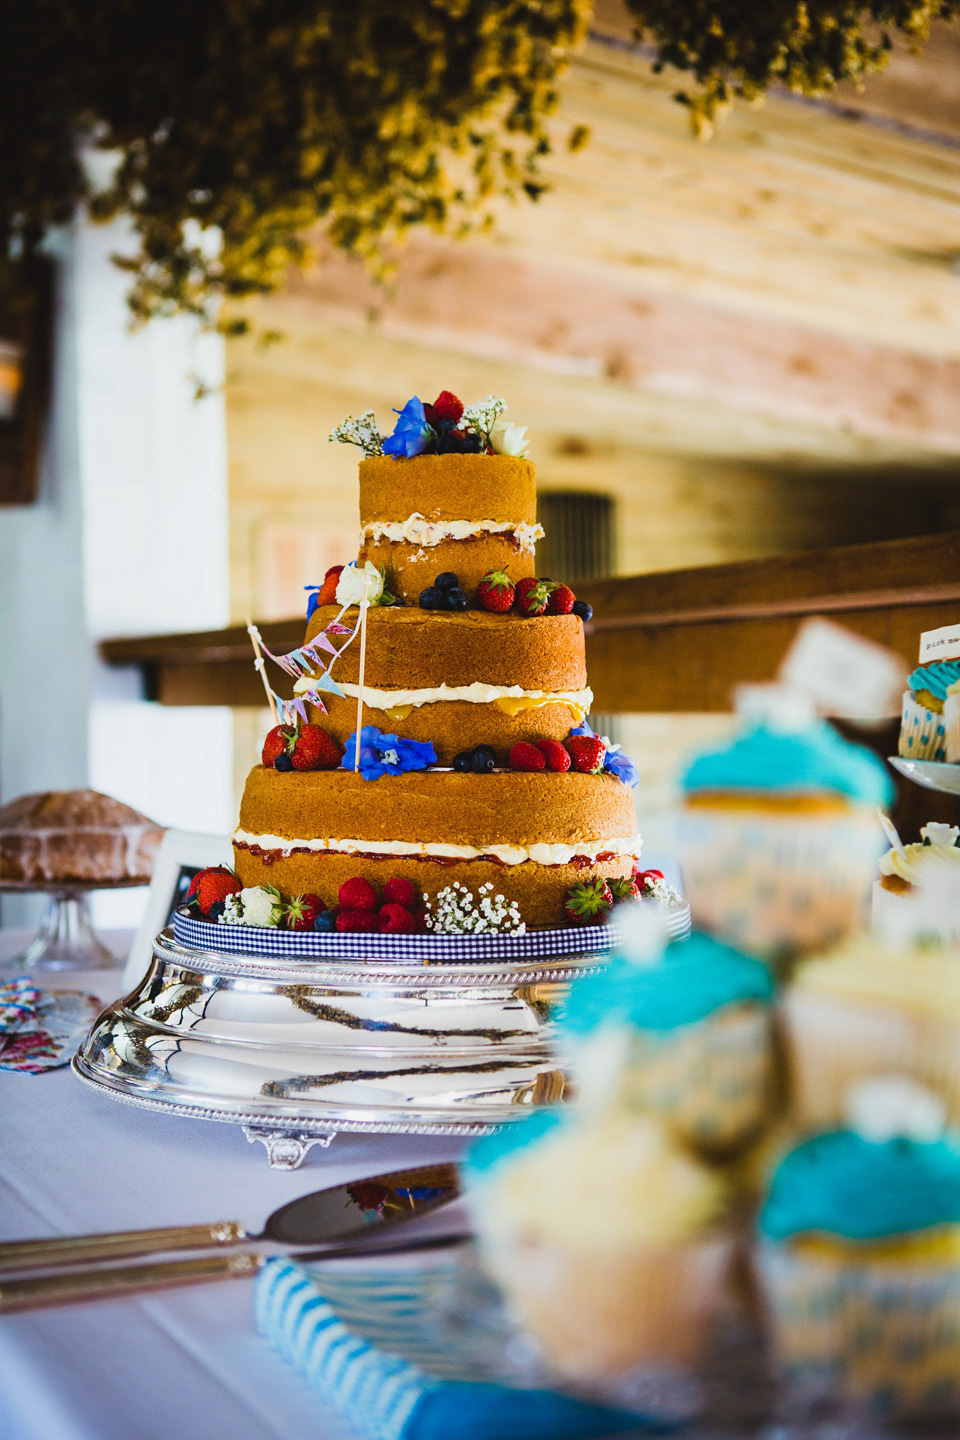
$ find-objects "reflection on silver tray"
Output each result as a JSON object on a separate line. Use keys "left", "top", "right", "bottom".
{"left": 73, "top": 927, "right": 604, "bottom": 1166}
{"left": 888, "top": 756, "right": 960, "bottom": 796}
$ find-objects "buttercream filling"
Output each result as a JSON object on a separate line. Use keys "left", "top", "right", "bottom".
{"left": 294, "top": 676, "right": 592, "bottom": 712}
{"left": 361, "top": 515, "right": 544, "bottom": 550}
{"left": 233, "top": 829, "right": 643, "bottom": 867}
{"left": 880, "top": 843, "right": 960, "bottom": 885}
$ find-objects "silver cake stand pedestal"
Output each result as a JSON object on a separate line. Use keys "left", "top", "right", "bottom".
{"left": 888, "top": 757, "right": 960, "bottom": 796}
{"left": 73, "top": 926, "right": 606, "bottom": 1168}
{"left": 0, "top": 877, "right": 145, "bottom": 975}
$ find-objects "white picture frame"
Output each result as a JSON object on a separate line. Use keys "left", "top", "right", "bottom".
{"left": 122, "top": 828, "right": 232, "bottom": 989}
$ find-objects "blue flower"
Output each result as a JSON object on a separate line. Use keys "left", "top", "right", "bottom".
{"left": 304, "top": 586, "right": 320, "bottom": 621}
{"left": 382, "top": 397, "right": 435, "bottom": 458}
{"left": 603, "top": 746, "right": 640, "bottom": 788}
{"left": 569, "top": 720, "right": 595, "bottom": 739}
{"left": 341, "top": 726, "right": 437, "bottom": 781}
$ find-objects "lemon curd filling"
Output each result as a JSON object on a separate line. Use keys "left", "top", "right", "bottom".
{"left": 293, "top": 676, "right": 593, "bottom": 721}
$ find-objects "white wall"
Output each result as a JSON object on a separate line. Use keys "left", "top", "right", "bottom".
{"left": 0, "top": 217, "right": 233, "bottom": 930}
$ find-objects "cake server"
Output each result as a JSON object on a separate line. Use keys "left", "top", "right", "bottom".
{"left": 0, "top": 1161, "right": 459, "bottom": 1273}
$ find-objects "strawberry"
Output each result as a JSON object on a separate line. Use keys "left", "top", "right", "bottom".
{"left": 538, "top": 738, "right": 571, "bottom": 773}
{"left": 546, "top": 583, "right": 575, "bottom": 615}
{"left": 609, "top": 877, "right": 641, "bottom": 904}
{"left": 564, "top": 879, "right": 613, "bottom": 926}
{"left": 379, "top": 902, "right": 417, "bottom": 934}
{"left": 515, "top": 577, "right": 555, "bottom": 618}
{"left": 476, "top": 567, "right": 515, "bottom": 614}
{"left": 316, "top": 565, "right": 344, "bottom": 607}
{"left": 262, "top": 725, "right": 289, "bottom": 768}
{"left": 195, "top": 868, "right": 242, "bottom": 916}
{"left": 382, "top": 877, "right": 418, "bottom": 908}
{"left": 633, "top": 866, "right": 664, "bottom": 886}
{"left": 509, "top": 741, "right": 546, "bottom": 772}
{"left": 290, "top": 724, "right": 343, "bottom": 771}
{"left": 424, "top": 390, "right": 464, "bottom": 426}
{"left": 338, "top": 876, "right": 379, "bottom": 911}
{"left": 185, "top": 870, "right": 204, "bottom": 903}
{"left": 336, "top": 908, "right": 380, "bottom": 933}
{"left": 284, "top": 893, "right": 326, "bottom": 930}
{"left": 566, "top": 735, "right": 606, "bottom": 774}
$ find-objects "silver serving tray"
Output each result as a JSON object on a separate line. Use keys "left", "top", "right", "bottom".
{"left": 889, "top": 756, "right": 960, "bottom": 795}
{"left": 73, "top": 928, "right": 605, "bottom": 1167}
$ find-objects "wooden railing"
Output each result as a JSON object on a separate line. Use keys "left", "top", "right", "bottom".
{"left": 101, "top": 531, "right": 960, "bottom": 713}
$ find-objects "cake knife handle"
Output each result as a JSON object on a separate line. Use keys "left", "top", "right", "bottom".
{"left": 0, "top": 1251, "right": 261, "bottom": 1312}
{"left": 0, "top": 1220, "right": 245, "bottom": 1273}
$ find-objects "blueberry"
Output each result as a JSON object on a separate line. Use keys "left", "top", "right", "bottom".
{"left": 444, "top": 588, "right": 469, "bottom": 610}
{"left": 461, "top": 434, "right": 483, "bottom": 453}
{"left": 435, "top": 572, "right": 459, "bottom": 592}
{"left": 436, "top": 432, "right": 463, "bottom": 454}
{"left": 471, "top": 751, "right": 496, "bottom": 773}
{"left": 274, "top": 752, "right": 294, "bottom": 771}
{"left": 314, "top": 910, "right": 336, "bottom": 932}
{"left": 419, "top": 586, "right": 443, "bottom": 609}
{"left": 453, "top": 751, "right": 474, "bottom": 773}
{"left": 434, "top": 417, "right": 456, "bottom": 433}
{"left": 473, "top": 744, "right": 497, "bottom": 761}
{"left": 572, "top": 600, "right": 593, "bottom": 622}
{"left": 208, "top": 900, "right": 225, "bottom": 920}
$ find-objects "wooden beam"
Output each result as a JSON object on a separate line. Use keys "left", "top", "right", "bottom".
{"left": 101, "top": 532, "right": 960, "bottom": 715}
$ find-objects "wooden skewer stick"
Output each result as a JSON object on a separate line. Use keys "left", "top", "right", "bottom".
{"left": 354, "top": 577, "right": 370, "bottom": 772}
{"left": 246, "top": 620, "right": 282, "bottom": 724}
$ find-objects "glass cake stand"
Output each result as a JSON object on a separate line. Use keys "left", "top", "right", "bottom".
{"left": 888, "top": 757, "right": 960, "bottom": 796}
{"left": 0, "top": 877, "right": 146, "bottom": 974}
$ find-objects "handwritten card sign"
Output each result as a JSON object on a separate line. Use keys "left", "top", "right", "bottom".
{"left": 918, "top": 623, "right": 960, "bottom": 665}
{"left": 778, "top": 617, "right": 905, "bottom": 719}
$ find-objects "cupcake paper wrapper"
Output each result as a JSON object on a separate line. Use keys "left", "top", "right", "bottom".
{"left": 676, "top": 808, "right": 880, "bottom": 960}
{"left": 477, "top": 1226, "right": 733, "bottom": 1383}
{"left": 898, "top": 691, "right": 946, "bottom": 762}
{"left": 758, "top": 1242, "right": 960, "bottom": 1419}
{"left": 571, "top": 1004, "right": 775, "bottom": 1157}
{"left": 945, "top": 691, "right": 960, "bottom": 765}
{"left": 780, "top": 986, "right": 960, "bottom": 1131}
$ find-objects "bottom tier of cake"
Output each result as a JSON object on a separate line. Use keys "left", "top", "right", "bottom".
{"left": 234, "top": 767, "right": 642, "bottom": 930}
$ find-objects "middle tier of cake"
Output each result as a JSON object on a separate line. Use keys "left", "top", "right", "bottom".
{"left": 301, "top": 606, "right": 590, "bottom": 765}
{"left": 234, "top": 768, "right": 641, "bottom": 928}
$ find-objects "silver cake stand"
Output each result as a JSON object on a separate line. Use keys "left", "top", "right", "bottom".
{"left": 73, "top": 926, "right": 608, "bottom": 1168}
{"left": 889, "top": 757, "right": 960, "bottom": 796}
{"left": 0, "top": 877, "right": 145, "bottom": 975}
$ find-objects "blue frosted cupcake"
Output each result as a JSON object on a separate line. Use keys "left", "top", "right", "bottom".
{"left": 677, "top": 690, "right": 892, "bottom": 960}
{"left": 898, "top": 660, "right": 960, "bottom": 762}
{"left": 556, "top": 923, "right": 777, "bottom": 1156}
{"left": 756, "top": 1084, "right": 960, "bottom": 1419}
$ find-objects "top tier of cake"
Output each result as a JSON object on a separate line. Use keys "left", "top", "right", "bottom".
{"left": 357, "top": 453, "right": 541, "bottom": 603}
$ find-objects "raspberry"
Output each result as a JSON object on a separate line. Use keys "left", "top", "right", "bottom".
{"left": 336, "top": 908, "right": 380, "bottom": 933}
{"left": 382, "top": 877, "right": 417, "bottom": 908}
{"left": 195, "top": 868, "right": 242, "bottom": 916}
{"left": 538, "top": 739, "right": 571, "bottom": 772}
{"left": 379, "top": 903, "right": 417, "bottom": 934}
{"left": 316, "top": 565, "right": 344, "bottom": 607}
{"left": 290, "top": 724, "right": 343, "bottom": 771}
{"left": 509, "top": 742, "right": 546, "bottom": 772}
{"left": 338, "top": 876, "right": 379, "bottom": 911}
{"left": 566, "top": 735, "right": 606, "bottom": 774}
{"left": 425, "top": 390, "right": 464, "bottom": 426}
{"left": 546, "top": 584, "right": 575, "bottom": 615}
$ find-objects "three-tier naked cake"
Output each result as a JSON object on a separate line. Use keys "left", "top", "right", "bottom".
{"left": 74, "top": 393, "right": 680, "bottom": 1164}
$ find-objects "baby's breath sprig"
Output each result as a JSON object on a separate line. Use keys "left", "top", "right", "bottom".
{"left": 328, "top": 411, "right": 384, "bottom": 456}
{"left": 459, "top": 396, "right": 506, "bottom": 443}
{"left": 425, "top": 881, "right": 526, "bottom": 936}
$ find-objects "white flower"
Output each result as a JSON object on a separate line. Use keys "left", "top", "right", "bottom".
{"left": 219, "top": 894, "right": 245, "bottom": 926}
{"left": 335, "top": 560, "right": 383, "bottom": 607}
{"left": 489, "top": 418, "right": 529, "bottom": 459}
{"left": 845, "top": 1075, "right": 946, "bottom": 1144}
{"left": 921, "top": 822, "right": 960, "bottom": 847}
{"left": 238, "top": 885, "right": 283, "bottom": 928}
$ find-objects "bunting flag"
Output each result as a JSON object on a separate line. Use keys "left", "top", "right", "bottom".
{"left": 326, "top": 623, "right": 352, "bottom": 636}
{"left": 310, "top": 672, "right": 347, "bottom": 698}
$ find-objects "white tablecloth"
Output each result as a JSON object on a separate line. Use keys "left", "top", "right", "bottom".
{"left": 0, "top": 929, "right": 470, "bottom": 1440}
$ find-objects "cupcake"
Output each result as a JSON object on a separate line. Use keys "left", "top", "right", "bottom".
{"left": 463, "top": 1108, "right": 731, "bottom": 1384}
{"left": 756, "top": 1078, "right": 960, "bottom": 1419}
{"left": 676, "top": 686, "right": 892, "bottom": 962}
{"left": 873, "top": 821, "right": 960, "bottom": 943}
{"left": 556, "top": 914, "right": 777, "bottom": 1157}
{"left": 898, "top": 660, "right": 960, "bottom": 762}
{"left": 780, "top": 928, "right": 960, "bottom": 1130}
{"left": 946, "top": 679, "right": 960, "bottom": 762}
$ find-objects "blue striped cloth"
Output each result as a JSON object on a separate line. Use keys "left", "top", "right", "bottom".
{"left": 255, "top": 1257, "right": 671, "bottom": 1440}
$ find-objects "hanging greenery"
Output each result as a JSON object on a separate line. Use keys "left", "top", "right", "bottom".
{"left": 2, "top": 2, "right": 955, "bottom": 326}
{"left": 624, "top": 1, "right": 960, "bottom": 138}
{"left": 1, "top": 1, "right": 590, "bottom": 330}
